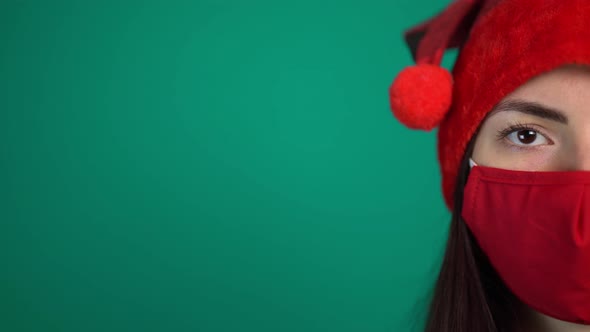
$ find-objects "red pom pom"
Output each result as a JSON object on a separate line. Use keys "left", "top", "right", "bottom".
{"left": 389, "top": 64, "right": 453, "bottom": 130}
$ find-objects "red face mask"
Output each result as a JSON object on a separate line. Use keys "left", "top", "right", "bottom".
{"left": 462, "top": 160, "right": 590, "bottom": 324}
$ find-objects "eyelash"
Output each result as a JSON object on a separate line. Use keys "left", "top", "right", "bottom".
{"left": 495, "top": 121, "right": 553, "bottom": 148}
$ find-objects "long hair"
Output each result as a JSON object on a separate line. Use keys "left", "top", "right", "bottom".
{"left": 423, "top": 135, "right": 526, "bottom": 332}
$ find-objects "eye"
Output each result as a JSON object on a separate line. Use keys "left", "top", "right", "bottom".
{"left": 496, "top": 123, "right": 553, "bottom": 147}
{"left": 506, "top": 129, "right": 549, "bottom": 146}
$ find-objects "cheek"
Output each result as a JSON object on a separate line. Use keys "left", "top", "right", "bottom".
{"left": 471, "top": 134, "right": 503, "bottom": 166}
{"left": 508, "top": 152, "right": 558, "bottom": 171}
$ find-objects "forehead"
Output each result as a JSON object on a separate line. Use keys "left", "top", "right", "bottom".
{"left": 501, "top": 64, "right": 590, "bottom": 115}
{"left": 508, "top": 64, "right": 590, "bottom": 95}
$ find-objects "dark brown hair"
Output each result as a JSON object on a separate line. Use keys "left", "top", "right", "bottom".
{"left": 423, "top": 135, "right": 527, "bottom": 332}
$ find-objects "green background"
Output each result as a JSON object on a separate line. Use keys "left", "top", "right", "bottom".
{"left": 1, "top": 0, "right": 456, "bottom": 331}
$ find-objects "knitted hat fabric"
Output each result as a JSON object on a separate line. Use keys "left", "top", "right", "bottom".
{"left": 389, "top": 0, "right": 590, "bottom": 210}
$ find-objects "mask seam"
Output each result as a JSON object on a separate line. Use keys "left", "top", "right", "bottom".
{"left": 478, "top": 176, "right": 590, "bottom": 186}
{"left": 470, "top": 173, "right": 481, "bottom": 220}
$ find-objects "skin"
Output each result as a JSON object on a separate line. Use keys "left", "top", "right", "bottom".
{"left": 471, "top": 63, "right": 590, "bottom": 332}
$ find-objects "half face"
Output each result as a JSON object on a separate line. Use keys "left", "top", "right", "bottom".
{"left": 472, "top": 64, "right": 590, "bottom": 172}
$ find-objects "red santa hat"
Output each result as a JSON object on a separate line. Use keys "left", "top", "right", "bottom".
{"left": 389, "top": 0, "right": 590, "bottom": 210}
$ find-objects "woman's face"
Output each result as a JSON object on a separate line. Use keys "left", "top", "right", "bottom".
{"left": 471, "top": 64, "right": 590, "bottom": 331}
{"left": 472, "top": 64, "right": 590, "bottom": 171}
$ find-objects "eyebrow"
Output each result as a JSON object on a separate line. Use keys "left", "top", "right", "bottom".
{"left": 487, "top": 99, "right": 569, "bottom": 124}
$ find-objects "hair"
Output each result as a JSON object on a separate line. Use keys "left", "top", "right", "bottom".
{"left": 423, "top": 134, "right": 527, "bottom": 332}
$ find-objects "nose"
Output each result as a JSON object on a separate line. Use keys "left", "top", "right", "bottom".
{"left": 568, "top": 139, "right": 590, "bottom": 171}
{"left": 574, "top": 159, "right": 590, "bottom": 171}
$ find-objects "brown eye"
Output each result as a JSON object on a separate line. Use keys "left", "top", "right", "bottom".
{"left": 517, "top": 130, "right": 537, "bottom": 144}
{"left": 506, "top": 128, "right": 548, "bottom": 146}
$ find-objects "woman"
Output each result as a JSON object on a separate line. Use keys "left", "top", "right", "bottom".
{"left": 389, "top": 1, "right": 590, "bottom": 331}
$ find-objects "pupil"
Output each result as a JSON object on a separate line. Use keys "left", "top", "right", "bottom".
{"left": 518, "top": 130, "right": 536, "bottom": 144}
